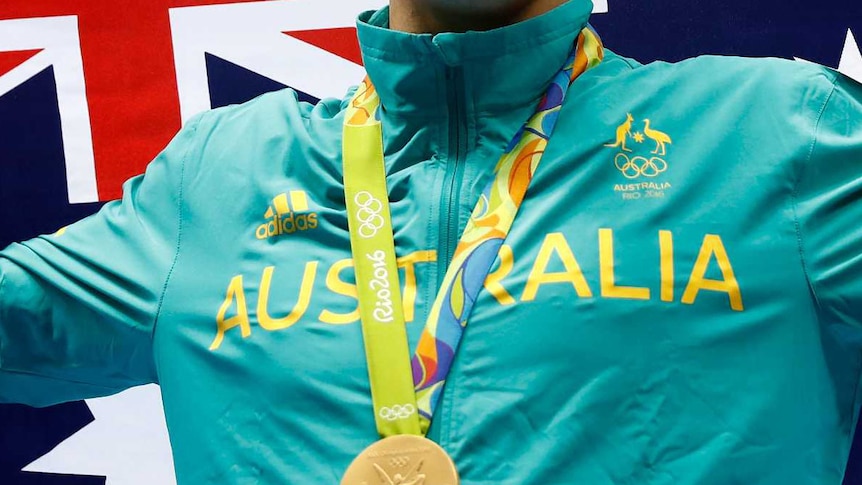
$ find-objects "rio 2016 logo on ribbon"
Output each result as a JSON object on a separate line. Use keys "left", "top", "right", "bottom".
{"left": 354, "top": 191, "right": 385, "bottom": 238}
{"left": 366, "top": 250, "right": 395, "bottom": 323}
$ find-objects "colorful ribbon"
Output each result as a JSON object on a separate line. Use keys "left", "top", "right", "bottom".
{"left": 343, "top": 27, "right": 604, "bottom": 436}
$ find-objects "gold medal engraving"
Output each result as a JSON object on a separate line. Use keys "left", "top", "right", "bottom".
{"left": 341, "top": 435, "right": 459, "bottom": 485}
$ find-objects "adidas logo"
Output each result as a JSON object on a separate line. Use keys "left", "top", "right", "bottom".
{"left": 256, "top": 191, "right": 319, "bottom": 240}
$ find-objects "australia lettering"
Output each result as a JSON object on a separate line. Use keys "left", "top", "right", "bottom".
{"left": 209, "top": 230, "right": 743, "bottom": 350}
{"left": 613, "top": 182, "right": 672, "bottom": 192}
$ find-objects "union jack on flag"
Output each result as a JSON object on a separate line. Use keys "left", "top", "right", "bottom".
{"left": 0, "top": 0, "right": 375, "bottom": 245}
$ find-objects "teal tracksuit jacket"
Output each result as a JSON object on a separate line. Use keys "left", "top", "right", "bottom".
{"left": 2, "top": 1, "right": 862, "bottom": 483}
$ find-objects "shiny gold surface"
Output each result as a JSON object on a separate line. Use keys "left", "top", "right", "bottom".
{"left": 341, "top": 435, "right": 459, "bottom": 485}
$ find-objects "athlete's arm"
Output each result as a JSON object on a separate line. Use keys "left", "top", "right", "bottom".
{"left": 0, "top": 114, "right": 203, "bottom": 407}
{"left": 794, "top": 72, "right": 862, "bottom": 329}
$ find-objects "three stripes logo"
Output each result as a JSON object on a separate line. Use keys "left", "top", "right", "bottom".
{"left": 256, "top": 191, "right": 319, "bottom": 240}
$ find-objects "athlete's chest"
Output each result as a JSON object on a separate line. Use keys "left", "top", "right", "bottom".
{"left": 164, "top": 94, "right": 806, "bottom": 364}
{"left": 152, "top": 94, "right": 814, "bottom": 456}
{"left": 160, "top": 51, "right": 814, "bottom": 353}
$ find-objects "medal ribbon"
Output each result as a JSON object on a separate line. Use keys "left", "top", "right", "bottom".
{"left": 343, "top": 27, "right": 604, "bottom": 438}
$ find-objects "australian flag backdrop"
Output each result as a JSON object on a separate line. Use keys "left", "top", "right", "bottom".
{"left": 1, "top": 0, "right": 861, "bottom": 483}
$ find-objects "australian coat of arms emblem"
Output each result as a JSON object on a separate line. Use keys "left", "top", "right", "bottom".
{"left": 605, "top": 113, "right": 673, "bottom": 179}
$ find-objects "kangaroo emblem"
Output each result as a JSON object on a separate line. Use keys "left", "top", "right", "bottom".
{"left": 607, "top": 113, "right": 674, "bottom": 181}
{"left": 643, "top": 119, "right": 672, "bottom": 156}
{"left": 604, "top": 113, "right": 634, "bottom": 152}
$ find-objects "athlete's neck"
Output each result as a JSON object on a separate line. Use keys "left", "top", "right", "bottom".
{"left": 389, "top": 0, "right": 569, "bottom": 34}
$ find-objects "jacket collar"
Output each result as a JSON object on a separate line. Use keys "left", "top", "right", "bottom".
{"left": 355, "top": 0, "right": 594, "bottom": 119}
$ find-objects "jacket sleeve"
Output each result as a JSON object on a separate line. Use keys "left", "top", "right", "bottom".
{"left": 794, "top": 71, "right": 862, "bottom": 329}
{"left": 0, "top": 113, "right": 203, "bottom": 407}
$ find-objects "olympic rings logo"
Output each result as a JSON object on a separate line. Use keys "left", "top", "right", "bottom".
{"left": 354, "top": 191, "right": 385, "bottom": 239}
{"left": 614, "top": 153, "right": 668, "bottom": 179}
{"left": 378, "top": 404, "right": 416, "bottom": 421}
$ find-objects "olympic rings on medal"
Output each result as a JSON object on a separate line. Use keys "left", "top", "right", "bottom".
{"left": 614, "top": 153, "right": 668, "bottom": 179}
{"left": 354, "top": 191, "right": 385, "bottom": 239}
{"left": 389, "top": 456, "right": 411, "bottom": 468}
{"left": 378, "top": 404, "right": 416, "bottom": 421}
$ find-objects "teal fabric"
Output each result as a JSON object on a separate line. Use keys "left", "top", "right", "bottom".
{"left": 2, "top": 0, "right": 862, "bottom": 483}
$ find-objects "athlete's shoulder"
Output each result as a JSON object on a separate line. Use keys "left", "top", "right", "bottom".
{"left": 583, "top": 49, "right": 843, "bottom": 133}
{"left": 180, "top": 87, "right": 352, "bottom": 166}
{"left": 599, "top": 48, "right": 839, "bottom": 98}
{"left": 677, "top": 53, "right": 838, "bottom": 89}
{"left": 163, "top": 87, "right": 353, "bottom": 201}
{"left": 194, "top": 87, "right": 348, "bottom": 136}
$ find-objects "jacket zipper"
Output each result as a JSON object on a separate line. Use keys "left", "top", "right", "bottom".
{"left": 437, "top": 66, "right": 467, "bottom": 288}
{"left": 430, "top": 66, "right": 467, "bottom": 446}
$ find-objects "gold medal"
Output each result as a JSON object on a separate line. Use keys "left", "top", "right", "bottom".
{"left": 341, "top": 435, "right": 459, "bottom": 485}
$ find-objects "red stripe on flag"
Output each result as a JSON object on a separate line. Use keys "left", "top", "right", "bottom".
{"left": 284, "top": 27, "right": 363, "bottom": 66}
{"left": 0, "top": 49, "right": 42, "bottom": 78}
{"left": 0, "top": 0, "right": 263, "bottom": 201}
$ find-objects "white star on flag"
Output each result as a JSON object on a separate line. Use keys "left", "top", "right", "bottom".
{"left": 839, "top": 29, "right": 862, "bottom": 83}
{"left": 592, "top": 0, "right": 608, "bottom": 13}
{"left": 23, "top": 385, "right": 177, "bottom": 485}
